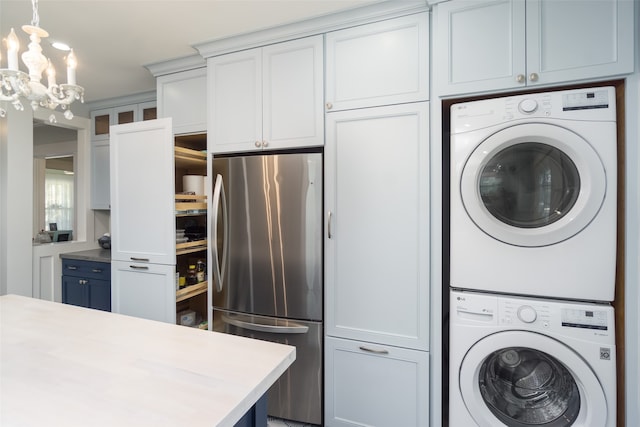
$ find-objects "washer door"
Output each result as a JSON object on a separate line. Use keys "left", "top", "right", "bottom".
{"left": 459, "top": 331, "right": 608, "bottom": 427}
{"left": 461, "top": 123, "right": 606, "bottom": 247}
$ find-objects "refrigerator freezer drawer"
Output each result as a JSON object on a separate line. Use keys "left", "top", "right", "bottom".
{"left": 212, "top": 309, "right": 322, "bottom": 425}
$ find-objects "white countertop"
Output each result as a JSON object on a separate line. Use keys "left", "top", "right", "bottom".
{"left": 0, "top": 295, "right": 295, "bottom": 427}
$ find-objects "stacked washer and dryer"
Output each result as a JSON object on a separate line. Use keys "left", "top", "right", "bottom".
{"left": 449, "top": 87, "right": 618, "bottom": 427}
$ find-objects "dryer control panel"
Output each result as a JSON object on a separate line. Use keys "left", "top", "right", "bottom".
{"left": 450, "top": 86, "right": 616, "bottom": 134}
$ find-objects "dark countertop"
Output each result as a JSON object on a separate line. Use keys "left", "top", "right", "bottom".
{"left": 60, "top": 249, "right": 111, "bottom": 263}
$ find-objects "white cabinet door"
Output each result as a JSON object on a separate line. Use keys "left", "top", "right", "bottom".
{"left": 526, "top": 0, "right": 634, "bottom": 86}
{"left": 434, "top": 0, "right": 634, "bottom": 96}
{"left": 325, "top": 102, "right": 430, "bottom": 351}
{"left": 208, "top": 48, "right": 262, "bottom": 154}
{"left": 262, "top": 35, "right": 324, "bottom": 150}
{"left": 325, "top": 336, "right": 429, "bottom": 427}
{"left": 110, "top": 118, "right": 175, "bottom": 265}
{"left": 208, "top": 35, "right": 324, "bottom": 154}
{"left": 90, "top": 140, "right": 110, "bottom": 209}
{"left": 157, "top": 68, "right": 206, "bottom": 135}
{"left": 111, "top": 260, "right": 176, "bottom": 323}
{"left": 325, "top": 12, "right": 429, "bottom": 112}
{"left": 433, "top": 0, "right": 526, "bottom": 95}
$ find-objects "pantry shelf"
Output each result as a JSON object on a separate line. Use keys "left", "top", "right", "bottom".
{"left": 176, "top": 281, "right": 208, "bottom": 302}
{"left": 176, "top": 240, "right": 208, "bottom": 256}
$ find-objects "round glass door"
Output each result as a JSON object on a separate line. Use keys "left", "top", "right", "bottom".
{"left": 479, "top": 347, "right": 580, "bottom": 426}
{"left": 461, "top": 123, "right": 607, "bottom": 247}
{"left": 459, "top": 331, "right": 608, "bottom": 427}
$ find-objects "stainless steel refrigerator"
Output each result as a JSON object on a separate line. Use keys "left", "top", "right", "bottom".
{"left": 209, "top": 150, "right": 323, "bottom": 425}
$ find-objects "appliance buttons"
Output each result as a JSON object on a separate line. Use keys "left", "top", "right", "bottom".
{"left": 517, "top": 305, "right": 538, "bottom": 323}
{"left": 518, "top": 99, "right": 538, "bottom": 114}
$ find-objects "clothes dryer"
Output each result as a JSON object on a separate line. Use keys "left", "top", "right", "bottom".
{"left": 450, "top": 87, "right": 617, "bottom": 301}
{"left": 449, "top": 289, "right": 616, "bottom": 427}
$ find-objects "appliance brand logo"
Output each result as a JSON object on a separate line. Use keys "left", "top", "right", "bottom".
{"left": 600, "top": 347, "right": 611, "bottom": 360}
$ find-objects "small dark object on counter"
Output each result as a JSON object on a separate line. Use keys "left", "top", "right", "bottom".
{"left": 98, "top": 233, "right": 111, "bottom": 249}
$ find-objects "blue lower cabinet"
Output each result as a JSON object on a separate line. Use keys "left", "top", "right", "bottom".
{"left": 234, "top": 395, "right": 267, "bottom": 427}
{"left": 62, "top": 259, "right": 111, "bottom": 312}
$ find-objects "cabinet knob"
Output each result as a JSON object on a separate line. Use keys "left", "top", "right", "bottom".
{"left": 255, "top": 141, "right": 262, "bottom": 148}
{"left": 529, "top": 72, "right": 539, "bottom": 82}
{"left": 516, "top": 74, "right": 525, "bottom": 84}
{"left": 326, "top": 102, "right": 333, "bottom": 110}
{"left": 262, "top": 140, "right": 268, "bottom": 148}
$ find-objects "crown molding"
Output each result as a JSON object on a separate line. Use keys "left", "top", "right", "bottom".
{"left": 145, "top": 54, "right": 206, "bottom": 77}
{"left": 194, "top": 1, "right": 429, "bottom": 58}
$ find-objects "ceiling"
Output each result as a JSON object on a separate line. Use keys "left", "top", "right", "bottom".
{"left": 1, "top": 0, "right": 383, "bottom": 105}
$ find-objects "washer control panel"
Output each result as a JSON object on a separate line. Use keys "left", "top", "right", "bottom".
{"left": 561, "top": 308, "right": 609, "bottom": 330}
{"left": 500, "top": 300, "right": 551, "bottom": 328}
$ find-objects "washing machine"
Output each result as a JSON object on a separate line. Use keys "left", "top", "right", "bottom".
{"left": 449, "top": 289, "right": 616, "bottom": 427}
{"left": 450, "top": 86, "right": 617, "bottom": 301}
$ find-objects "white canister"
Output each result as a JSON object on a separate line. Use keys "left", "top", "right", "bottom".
{"left": 183, "top": 175, "right": 204, "bottom": 195}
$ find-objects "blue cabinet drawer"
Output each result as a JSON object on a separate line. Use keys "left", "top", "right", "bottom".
{"left": 62, "top": 259, "right": 111, "bottom": 281}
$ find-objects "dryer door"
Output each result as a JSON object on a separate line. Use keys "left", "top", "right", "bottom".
{"left": 459, "top": 330, "right": 608, "bottom": 427}
{"left": 460, "top": 123, "right": 606, "bottom": 247}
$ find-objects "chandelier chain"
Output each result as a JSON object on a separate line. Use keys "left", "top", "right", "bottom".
{"left": 31, "top": 0, "right": 40, "bottom": 27}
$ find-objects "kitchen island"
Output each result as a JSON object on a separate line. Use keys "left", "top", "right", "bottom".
{"left": 0, "top": 294, "right": 295, "bottom": 427}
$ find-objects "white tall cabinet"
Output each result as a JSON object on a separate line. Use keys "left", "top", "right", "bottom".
{"left": 433, "top": 0, "right": 635, "bottom": 96}
{"left": 110, "top": 118, "right": 177, "bottom": 323}
{"left": 323, "top": 12, "right": 430, "bottom": 427}
{"left": 208, "top": 35, "right": 324, "bottom": 154}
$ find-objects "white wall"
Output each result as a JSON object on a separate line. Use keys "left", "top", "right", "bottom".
{"left": 1, "top": 103, "right": 99, "bottom": 300}
{"left": 624, "top": 10, "right": 640, "bottom": 422}
{"left": 0, "top": 103, "right": 35, "bottom": 296}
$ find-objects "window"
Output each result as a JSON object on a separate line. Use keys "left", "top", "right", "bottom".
{"left": 44, "top": 158, "right": 75, "bottom": 231}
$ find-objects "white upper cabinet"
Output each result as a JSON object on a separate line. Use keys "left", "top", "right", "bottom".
{"left": 325, "top": 102, "right": 430, "bottom": 351}
{"left": 110, "top": 118, "right": 175, "bottom": 265}
{"left": 325, "top": 12, "right": 429, "bottom": 111}
{"left": 157, "top": 67, "right": 207, "bottom": 135}
{"left": 90, "top": 101, "right": 156, "bottom": 209}
{"left": 208, "top": 35, "right": 324, "bottom": 154}
{"left": 434, "top": 0, "right": 634, "bottom": 96}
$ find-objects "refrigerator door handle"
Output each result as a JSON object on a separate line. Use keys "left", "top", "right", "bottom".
{"left": 327, "top": 210, "right": 333, "bottom": 239}
{"left": 221, "top": 314, "right": 309, "bottom": 334}
{"left": 211, "top": 174, "right": 229, "bottom": 293}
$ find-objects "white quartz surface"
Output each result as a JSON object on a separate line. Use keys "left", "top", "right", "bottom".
{"left": 0, "top": 295, "right": 295, "bottom": 427}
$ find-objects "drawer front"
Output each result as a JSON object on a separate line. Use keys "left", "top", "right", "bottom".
{"left": 62, "top": 259, "right": 111, "bottom": 280}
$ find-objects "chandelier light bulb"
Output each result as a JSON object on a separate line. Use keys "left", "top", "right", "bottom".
{"left": 66, "top": 49, "right": 76, "bottom": 85}
{"left": 46, "top": 59, "right": 56, "bottom": 87}
{"left": 7, "top": 28, "right": 20, "bottom": 70}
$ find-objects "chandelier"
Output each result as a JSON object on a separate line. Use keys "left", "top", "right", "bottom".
{"left": 0, "top": 0, "right": 84, "bottom": 121}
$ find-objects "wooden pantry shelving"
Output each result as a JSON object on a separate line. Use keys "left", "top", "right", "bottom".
{"left": 174, "top": 133, "right": 208, "bottom": 327}
{"left": 176, "top": 281, "right": 208, "bottom": 303}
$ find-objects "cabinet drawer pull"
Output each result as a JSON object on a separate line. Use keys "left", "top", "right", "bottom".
{"left": 66, "top": 265, "right": 78, "bottom": 270}
{"left": 91, "top": 268, "right": 102, "bottom": 273}
{"left": 130, "top": 257, "right": 149, "bottom": 262}
{"left": 129, "top": 265, "right": 149, "bottom": 270}
{"left": 359, "top": 346, "right": 389, "bottom": 355}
